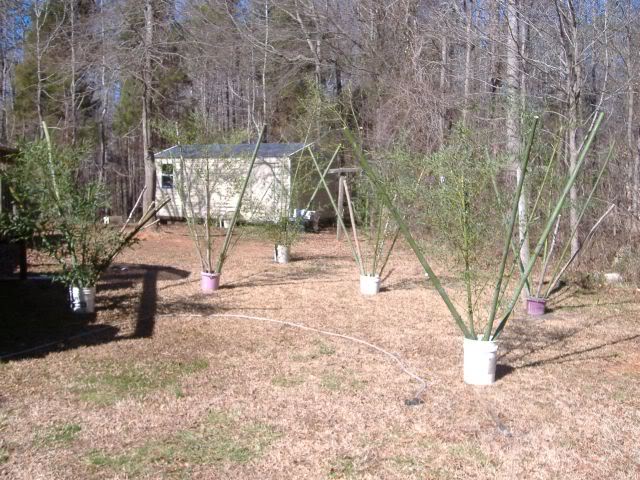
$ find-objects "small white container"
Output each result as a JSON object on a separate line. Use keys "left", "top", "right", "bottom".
{"left": 463, "top": 336, "right": 498, "bottom": 385}
{"left": 274, "top": 245, "right": 290, "bottom": 264}
{"left": 359, "top": 274, "right": 381, "bottom": 296}
{"left": 69, "top": 286, "right": 96, "bottom": 314}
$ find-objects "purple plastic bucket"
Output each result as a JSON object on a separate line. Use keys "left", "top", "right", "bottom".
{"left": 201, "top": 272, "right": 220, "bottom": 292}
{"left": 526, "top": 297, "right": 546, "bottom": 316}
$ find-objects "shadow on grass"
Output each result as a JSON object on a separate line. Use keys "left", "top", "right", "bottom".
{"left": 512, "top": 333, "right": 640, "bottom": 370}
{"left": 0, "top": 264, "right": 190, "bottom": 362}
{"left": 542, "top": 280, "right": 638, "bottom": 313}
{"left": 382, "top": 274, "right": 460, "bottom": 292}
{"left": 0, "top": 279, "right": 110, "bottom": 360}
{"left": 221, "top": 264, "right": 344, "bottom": 290}
{"left": 293, "top": 254, "right": 349, "bottom": 262}
{"left": 494, "top": 313, "right": 639, "bottom": 379}
{"left": 495, "top": 364, "right": 515, "bottom": 381}
{"left": 548, "top": 298, "right": 639, "bottom": 313}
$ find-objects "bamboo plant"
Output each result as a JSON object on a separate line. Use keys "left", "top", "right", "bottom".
{"left": 171, "top": 126, "right": 266, "bottom": 277}
{"left": 260, "top": 147, "right": 308, "bottom": 255}
{"left": 259, "top": 140, "right": 332, "bottom": 261}
{"left": 305, "top": 145, "right": 399, "bottom": 291}
{"left": 498, "top": 138, "right": 615, "bottom": 305}
{"left": 340, "top": 175, "right": 399, "bottom": 279}
{"left": 530, "top": 150, "right": 614, "bottom": 302}
{"left": 352, "top": 113, "right": 605, "bottom": 341}
{"left": 0, "top": 124, "right": 167, "bottom": 290}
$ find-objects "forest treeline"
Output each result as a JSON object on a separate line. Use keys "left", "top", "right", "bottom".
{"left": 0, "top": 0, "right": 638, "bottom": 269}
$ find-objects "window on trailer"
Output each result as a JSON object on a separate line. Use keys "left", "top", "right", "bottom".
{"left": 161, "top": 163, "right": 174, "bottom": 189}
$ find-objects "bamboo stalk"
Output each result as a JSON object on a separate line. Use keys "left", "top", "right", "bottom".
{"left": 308, "top": 146, "right": 363, "bottom": 270}
{"left": 493, "top": 135, "right": 561, "bottom": 299}
{"left": 377, "top": 228, "right": 400, "bottom": 278}
{"left": 371, "top": 204, "right": 386, "bottom": 274}
{"left": 142, "top": 218, "right": 160, "bottom": 230}
{"left": 491, "top": 176, "right": 530, "bottom": 297}
{"left": 41, "top": 121, "right": 61, "bottom": 203}
{"left": 346, "top": 128, "right": 472, "bottom": 339}
{"left": 215, "top": 125, "right": 266, "bottom": 273}
{"left": 482, "top": 117, "right": 539, "bottom": 340}
{"left": 121, "top": 186, "right": 147, "bottom": 233}
{"left": 303, "top": 147, "right": 336, "bottom": 211}
{"left": 461, "top": 180, "right": 477, "bottom": 336}
{"left": 174, "top": 118, "right": 218, "bottom": 272}
{"left": 546, "top": 203, "right": 615, "bottom": 297}
{"left": 534, "top": 215, "right": 561, "bottom": 298}
{"left": 177, "top": 145, "right": 207, "bottom": 271}
{"left": 204, "top": 158, "right": 212, "bottom": 272}
{"left": 543, "top": 145, "right": 614, "bottom": 297}
{"left": 527, "top": 135, "right": 561, "bottom": 231}
{"left": 374, "top": 171, "right": 426, "bottom": 278}
{"left": 343, "top": 177, "right": 365, "bottom": 275}
{"left": 492, "top": 112, "right": 604, "bottom": 340}
{"left": 100, "top": 197, "right": 169, "bottom": 271}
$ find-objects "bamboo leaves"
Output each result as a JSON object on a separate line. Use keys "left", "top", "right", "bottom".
{"left": 353, "top": 112, "right": 607, "bottom": 341}
{"left": 2, "top": 123, "right": 167, "bottom": 288}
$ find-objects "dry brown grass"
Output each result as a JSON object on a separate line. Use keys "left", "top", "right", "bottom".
{"left": 1, "top": 224, "right": 639, "bottom": 479}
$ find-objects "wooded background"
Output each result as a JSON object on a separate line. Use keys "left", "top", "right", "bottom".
{"left": 1, "top": 0, "right": 638, "bottom": 266}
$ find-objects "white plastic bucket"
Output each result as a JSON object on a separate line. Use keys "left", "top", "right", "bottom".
{"left": 69, "top": 286, "right": 96, "bottom": 314}
{"left": 274, "top": 245, "right": 290, "bottom": 264}
{"left": 359, "top": 274, "right": 381, "bottom": 296}
{"left": 463, "top": 337, "right": 498, "bottom": 385}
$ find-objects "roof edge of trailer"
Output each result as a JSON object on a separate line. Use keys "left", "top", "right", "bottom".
{"left": 155, "top": 143, "right": 310, "bottom": 159}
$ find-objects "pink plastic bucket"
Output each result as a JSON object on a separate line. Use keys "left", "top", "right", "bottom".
{"left": 526, "top": 297, "right": 546, "bottom": 316}
{"left": 201, "top": 272, "right": 220, "bottom": 292}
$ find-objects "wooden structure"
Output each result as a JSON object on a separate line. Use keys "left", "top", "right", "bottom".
{"left": 328, "top": 167, "right": 361, "bottom": 239}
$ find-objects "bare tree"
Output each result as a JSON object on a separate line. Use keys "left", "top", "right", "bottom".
{"left": 461, "top": 0, "right": 474, "bottom": 127}
{"left": 554, "top": 0, "right": 584, "bottom": 256}
{"left": 505, "top": 0, "right": 530, "bottom": 287}
{"left": 141, "top": 0, "right": 155, "bottom": 214}
{"left": 32, "top": 1, "right": 65, "bottom": 135}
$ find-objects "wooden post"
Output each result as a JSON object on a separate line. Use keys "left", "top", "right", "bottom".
{"left": 327, "top": 168, "right": 360, "bottom": 240}
{"left": 336, "top": 173, "right": 345, "bottom": 239}
{"left": 19, "top": 240, "right": 27, "bottom": 280}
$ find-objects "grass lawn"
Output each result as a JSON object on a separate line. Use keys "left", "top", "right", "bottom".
{"left": 1, "top": 225, "right": 639, "bottom": 479}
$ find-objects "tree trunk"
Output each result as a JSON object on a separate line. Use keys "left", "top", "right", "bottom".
{"left": 0, "top": 56, "right": 7, "bottom": 143}
{"left": 505, "top": 0, "right": 530, "bottom": 301}
{"left": 98, "top": 0, "right": 108, "bottom": 182}
{"left": 260, "top": 0, "right": 268, "bottom": 139}
{"left": 568, "top": 84, "right": 581, "bottom": 256}
{"left": 634, "top": 126, "right": 640, "bottom": 218}
{"left": 627, "top": 21, "right": 638, "bottom": 216}
{"left": 142, "top": 0, "right": 155, "bottom": 215}
{"left": 506, "top": 0, "right": 530, "bottom": 296}
{"left": 439, "top": 32, "right": 448, "bottom": 145}
{"left": 68, "top": 0, "right": 77, "bottom": 145}
{"left": 461, "top": 0, "right": 473, "bottom": 127}
{"left": 34, "top": 4, "right": 45, "bottom": 133}
{"left": 555, "top": 0, "right": 582, "bottom": 257}
{"left": 292, "top": 0, "right": 322, "bottom": 86}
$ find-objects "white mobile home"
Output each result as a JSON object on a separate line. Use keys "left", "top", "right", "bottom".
{"left": 155, "top": 143, "right": 328, "bottom": 223}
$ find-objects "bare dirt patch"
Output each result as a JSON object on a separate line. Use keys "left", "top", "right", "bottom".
{"left": 1, "top": 224, "right": 639, "bottom": 479}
